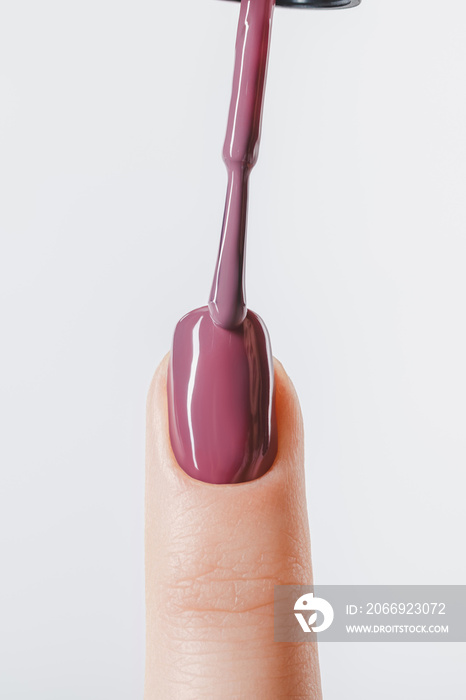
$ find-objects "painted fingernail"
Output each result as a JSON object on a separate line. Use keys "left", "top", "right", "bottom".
{"left": 167, "top": 306, "right": 277, "bottom": 485}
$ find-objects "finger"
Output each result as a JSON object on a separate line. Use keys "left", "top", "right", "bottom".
{"left": 145, "top": 355, "right": 322, "bottom": 700}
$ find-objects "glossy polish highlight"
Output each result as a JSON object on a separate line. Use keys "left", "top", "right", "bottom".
{"left": 167, "top": 0, "right": 277, "bottom": 484}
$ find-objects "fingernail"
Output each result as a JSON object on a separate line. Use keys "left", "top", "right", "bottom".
{"left": 167, "top": 306, "right": 277, "bottom": 485}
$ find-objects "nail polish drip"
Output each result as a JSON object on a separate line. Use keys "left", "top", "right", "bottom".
{"left": 209, "top": 0, "right": 274, "bottom": 330}
{"left": 168, "top": 0, "right": 277, "bottom": 484}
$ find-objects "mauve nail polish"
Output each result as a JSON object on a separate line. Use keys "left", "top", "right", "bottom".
{"left": 167, "top": 0, "right": 277, "bottom": 483}
{"left": 168, "top": 307, "right": 277, "bottom": 485}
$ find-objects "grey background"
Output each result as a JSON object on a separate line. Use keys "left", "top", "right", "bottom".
{"left": 1, "top": 0, "right": 465, "bottom": 698}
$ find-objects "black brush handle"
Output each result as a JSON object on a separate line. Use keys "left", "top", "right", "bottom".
{"left": 221, "top": 0, "right": 361, "bottom": 9}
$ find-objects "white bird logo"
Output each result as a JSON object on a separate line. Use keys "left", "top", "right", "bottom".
{"left": 294, "top": 592, "right": 334, "bottom": 633}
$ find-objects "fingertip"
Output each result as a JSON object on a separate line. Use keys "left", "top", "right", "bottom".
{"left": 145, "top": 356, "right": 317, "bottom": 698}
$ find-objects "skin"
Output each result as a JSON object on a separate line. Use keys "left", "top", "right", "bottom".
{"left": 145, "top": 355, "right": 322, "bottom": 699}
